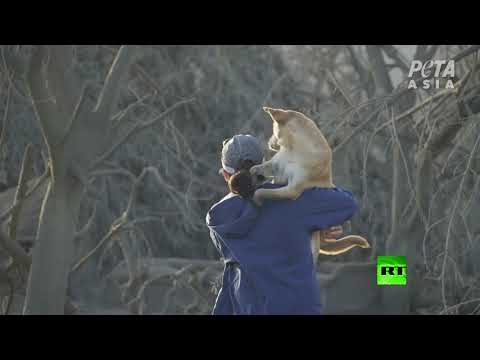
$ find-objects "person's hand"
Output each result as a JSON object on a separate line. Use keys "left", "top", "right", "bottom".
{"left": 321, "top": 225, "right": 343, "bottom": 240}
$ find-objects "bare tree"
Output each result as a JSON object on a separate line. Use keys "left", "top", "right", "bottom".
{"left": 11, "top": 45, "right": 191, "bottom": 314}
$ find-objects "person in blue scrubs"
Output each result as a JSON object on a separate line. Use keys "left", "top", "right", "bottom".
{"left": 206, "top": 134, "right": 358, "bottom": 315}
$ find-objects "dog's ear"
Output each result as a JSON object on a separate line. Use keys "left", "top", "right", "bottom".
{"left": 263, "top": 107, "right": 289, "bottom": 125}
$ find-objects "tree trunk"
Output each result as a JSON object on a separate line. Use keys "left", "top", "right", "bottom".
{"left": 23, "top": 174, "right": 82, "bottom": 314}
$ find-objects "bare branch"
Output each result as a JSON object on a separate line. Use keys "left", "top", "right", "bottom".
{"left": 112, "top": 91, "right": 156, "bottom": 129}
{"left": 71, "top": 216, "right": 130, "bottom": 274}
{"left": 26, "top": 46, "right": 79, "bottom": 147}
{"left": 440, "top": 124, "right": 480, "bottom": 311}
{"left": 0, "top": 168, "right": 50, "bottom": 225}
{"left": 3, "top": 275, "right": 14, "bottom": 315}
{"left": 366, "top": 45, "right": 394, "bottom": 96}
{"left": 94, "top": 45, "right": 138, "bottom": 117}
{"left": 0, "top": 229, "right": 31, "bottom": 268}
{"left": 428, "top": 64, "right": 480, "bottom": 157}
{"left": 440, "top": 298, "right": 480, "bottom": 315}
{"left": 390, "top": 109, "right": 417, "bottom": 222}
{"left": 386, "top": 141, "right": 401, "bottom": 255}
{"left": 415, "top": 149, "right": 433, "bottom": 226}
{"left": 240, "top": 73, "right": 288, "bottom": 132}
{"left": 43, "top": 45, "right": 78, "bottom": 119}
{"left": 332, "top": 106, "right": 384, "bottom": 153}
{"left": 375, "top": 86, "right": 457, "bottom": 133}
{"left": 92, "top": 98, "right": 194, "bottom": 168}
{"left": 27, "top": 45, "right": 60, "bottom": 143}
{"left": 7, "top": 144, "right": 34, "bottom": 241}
{"left": 54, "top": 81, "right": 89, "bottom": 148}
{"left": 325, "top": 69, "right": 359, "bottom": 119}
{"left": 381, "top": 45, "right": 410, "bottom": 73}
{"left": 74, "top": 203, "right": 97, "bottom": 241}
{"left": 0, "top": 71, "right": 12, "bottom": 154}
{"left": 90, "top": 168, "right": 136, "bottom": 182}
{"left": 414, "top": 45, "right": 439, "bottom": 63}
{"left": 71, "top": 167, "right": 153, "bottom": 274}
{"left": 452, "top": 45, "right": 480, "bottom": 62}
{"left": 100, "top": 45, "right": 177, "bottom": 97}
{"left": 345, "top": 45, "right": 373, "bottom": 97}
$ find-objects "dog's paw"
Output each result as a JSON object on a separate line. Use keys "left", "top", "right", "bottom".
{"left": 250, "top": 165, "right": 267, "bottom": 185}
{"left": 252, "top": 191, "right": 264, "bottom": 207}
{"left": 250, "top": 165, "right": 262, "bottom": 176}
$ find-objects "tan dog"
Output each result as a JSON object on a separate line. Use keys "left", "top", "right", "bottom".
{"left": 250, "top": 107, "right": 370, "bottom": 261}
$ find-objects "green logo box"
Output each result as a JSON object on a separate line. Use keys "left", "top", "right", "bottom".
{"left": 377, "top": 256, "right": 407, "bottom": 286}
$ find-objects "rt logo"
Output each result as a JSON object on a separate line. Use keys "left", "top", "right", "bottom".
{"left": 377, "top": 256, "right": 407, "bottom": 286}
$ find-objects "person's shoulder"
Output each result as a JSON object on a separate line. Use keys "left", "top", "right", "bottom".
{"left": 300, "top": 186, "right": 356, "bottom": 206}
{"left": 206, "top": 193, "right": 246, "bottom": 225}
{"left": 208, "top": 193, "right": 243, "bottom": 213}
{"left": 303, "top": 186, "right": 353, "bottom": 196}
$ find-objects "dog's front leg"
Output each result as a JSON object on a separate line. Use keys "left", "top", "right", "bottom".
{"left": 250, "top": 158, "right": 276, "bottom": 179}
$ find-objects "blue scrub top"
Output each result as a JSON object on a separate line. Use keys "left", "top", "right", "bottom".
{"left": 206, "top": 183, "right": 358, "bottom": 315}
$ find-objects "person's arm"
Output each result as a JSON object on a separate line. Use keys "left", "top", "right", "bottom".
{"left": 304, "top": 189, "right": 368, "bottom": 255}
{"left": 303, "top": 188, "right": 358, "bottom": 233}
{"left": 321, "top": 225, "right": 343, "bottom": 239}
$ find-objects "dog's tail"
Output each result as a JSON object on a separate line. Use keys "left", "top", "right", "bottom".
{"left": 317, "top": 235, "right": 370, "bottom": 256}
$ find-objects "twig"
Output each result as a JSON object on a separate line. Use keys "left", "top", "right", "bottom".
{"left": 332, "top": 105, "right": 384, "bottom": 153}
{"left": 92, "top": 98, "right": 195, "bottom": 168}
{"left": 360, "top": 103, "right": 388, "bottom": 207}
{"left": 345, "top": 46, "right": 373, "bottom": 97}
{"left": 71, "top": 167, "right": 164, "bottom": 274}
{"left": 7, "top": 144, "right": 34, "bottom": 241}
{"left": 375, "top": 86, "right": 457, "bottom": 133}
{"left": 439, "top": 298, "right": 480, "bottom": 315}
{"left": 389, "top": 109, "right": 419, "bottom": 226}
{"left": 74, "top": 203, "right": 97, "bottom": 241}
{"left": 440, "top": 123, "right": 480, "bottom": 311}
{"left": 0, "top": 167, "right": 50, "bottom": 224}
{"left": 54, "top": 81, "right": 89, "bottom": 148}
{"left": 0, "top": 148, "right": 41, "bottom": 268}
{"left": 325, "top": 68, "right": 361, "bottom": 121}
{"left": 387, "top": 139, "right": 401, "bottom": 252}
{"left": 381, "top": 45, "right": 410, "bottom": 73}
{"left": 112, "top": 91, "right": 156, "bottom": 128}
{"left": 240, "top": 73, "right": 288, "bottom": 133}
{"left": 71, "top": 218, "right": 131, "bottom": 274}
{"left": 4, "top": 275, "right": 14, "bottom": 315}
{"left": 0, "top": 231, "right": 31, "bottom": 268}
{"left": 0, "top": 71, "right": 12, "bottom": 154}
{"left": 94, "top": 46, "right": 138, "bottom": 117}
{"left": 452, "top": 45, "right": 480, "bottom": 62}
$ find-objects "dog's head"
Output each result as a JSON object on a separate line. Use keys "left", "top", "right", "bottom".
{"left": 263, "top": 107, "right": 293, "bottom": 151}
{"left": 263, "top": 106, "right": 333, "bottom": 186}
{"left": 263, "top": 107, "right": 326, "bottom": 152}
